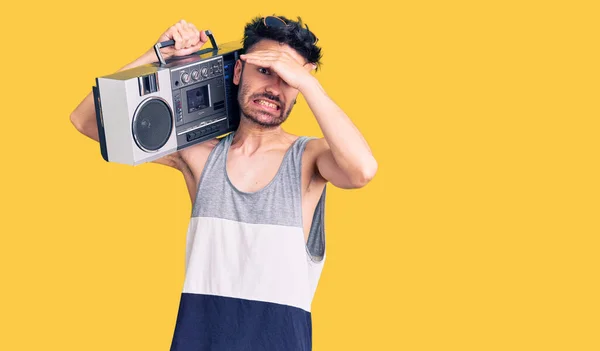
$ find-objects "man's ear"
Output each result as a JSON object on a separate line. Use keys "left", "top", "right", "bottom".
{"left": 233, "top": 59, "right": 243, "bottom": 86}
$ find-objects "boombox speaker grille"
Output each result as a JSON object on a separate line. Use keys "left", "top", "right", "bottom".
{"left": 132, "top": 98, "right": 173, "bottom": 152}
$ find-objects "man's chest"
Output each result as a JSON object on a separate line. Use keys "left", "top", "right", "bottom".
{"left": 226, "top": 152, "right": 286, "bottom": 193}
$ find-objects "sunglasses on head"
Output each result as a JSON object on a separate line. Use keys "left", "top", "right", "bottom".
{"left": 262, "top": 16, "right": 319, "bottom": 45}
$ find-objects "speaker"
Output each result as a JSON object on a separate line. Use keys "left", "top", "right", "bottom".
{"left": 93, "top": 66, "right": 177, "bottom": 166}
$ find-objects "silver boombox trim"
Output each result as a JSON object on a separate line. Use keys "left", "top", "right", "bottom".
{"left": 92, "top": 31, "right": 242, "bottom": 166}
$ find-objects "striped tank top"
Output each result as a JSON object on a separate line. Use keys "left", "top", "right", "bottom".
{"left": 169, "top": 132, "right": 327, "bottom": 351}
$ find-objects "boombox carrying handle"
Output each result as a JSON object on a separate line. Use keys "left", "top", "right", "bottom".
{"left": 153, "top": 30, "right": 218, "bottom": 65}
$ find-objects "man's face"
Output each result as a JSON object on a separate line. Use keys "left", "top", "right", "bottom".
{"left": 233, "top": 39, "right": 308, "bottom": 128}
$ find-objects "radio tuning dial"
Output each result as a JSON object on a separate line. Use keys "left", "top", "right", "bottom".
{"left": 201, "top": 67, "right": 209, "bottom": 77}
{"left": 191, "top": 70, "right": 200, "bottom": 80}
{"left": 181, "top": 72, "right": 190, "bottom": 83}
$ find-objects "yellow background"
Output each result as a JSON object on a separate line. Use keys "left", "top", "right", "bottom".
{"left": 0, "top": 0, "right": 599, "bottom": 350}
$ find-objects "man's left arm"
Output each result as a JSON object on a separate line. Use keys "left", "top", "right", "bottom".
{"left": 299, "top": 77, "right": 378, "bottom": 189}
{"left": 239, "top": 50, "right": 378, "bottom": 189}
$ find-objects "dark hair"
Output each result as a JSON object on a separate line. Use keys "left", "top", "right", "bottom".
{"left": 242, "top": 15, "right": 323, "bottom": 71}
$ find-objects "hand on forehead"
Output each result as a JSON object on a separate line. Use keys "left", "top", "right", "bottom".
{"left": 248, "top": 40, "right": 312, "bottom": 66}
{"left": 245, "top": 49, "right": 316, "bottom": 73}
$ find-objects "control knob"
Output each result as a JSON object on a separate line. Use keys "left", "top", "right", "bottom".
{"left": 181, "top": 72, "right": 190, "bottom": 83}
{"left": 201, "top": 67, "right": 209, "bottom": 77}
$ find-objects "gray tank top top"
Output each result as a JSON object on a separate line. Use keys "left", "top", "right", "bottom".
{"left": 169, "top": 132, "right": 327, "bottom": 350}
{"left": 181, "top": 131, "right": 326, "bottom": 311}
{"left": 191, "top": 131, "right": 326, "bottom": 261}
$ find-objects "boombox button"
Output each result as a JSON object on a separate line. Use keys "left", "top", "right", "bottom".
{"left": 181, "top": 72, "right": 190, "bottom": 84}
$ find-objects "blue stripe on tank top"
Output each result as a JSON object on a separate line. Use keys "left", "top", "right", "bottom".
{"left": 170, "top": 293, "right": 312, "bottom": 351}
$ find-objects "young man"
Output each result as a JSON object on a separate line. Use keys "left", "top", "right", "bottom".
{"left": 71, "top": 15, "right": 377, "bottom": 351}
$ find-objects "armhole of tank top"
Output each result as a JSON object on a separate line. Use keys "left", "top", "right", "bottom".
{"left": 299, "top": 136, "right": 327, "bottom": 264}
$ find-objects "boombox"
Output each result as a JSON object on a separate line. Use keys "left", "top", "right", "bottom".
{"left": 92, "top": 31, "right": 242, "bottom": 165}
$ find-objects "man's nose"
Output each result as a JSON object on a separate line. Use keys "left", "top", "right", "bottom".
{"left": 265, "top": 75, "right": 286, "bottom": 96}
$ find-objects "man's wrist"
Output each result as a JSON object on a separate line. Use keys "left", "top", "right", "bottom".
{"left": 299, "top": 75, "right": 324, "bottom": 98}
{"left": 298, "top": 75, "right": 320, "bottom": 94}
{"left": 119, "top": 50, "right": 158, "bottom": 72}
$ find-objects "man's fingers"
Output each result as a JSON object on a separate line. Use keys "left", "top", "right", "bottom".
{"left": 242, "top": 51, "right": 279, "bottom": 57}
{"left": 171, "top": 20, "right": 201, "bottom": 49}
{"left": 241, "top": 57, "right": 267, "bottom": 66}
{"left": 171, "top": 23, "right": 184, "bottom": 49}
{"left": 183, "top": 21, "right": 197, "bottom": 47}
{"left": 188, "top": 40, "right": 205, "bottom": 53}
{"left": 170, "top": 29, "right": 183, "bottom": 50}
{"left": 182, "top": 21, "right": 206, "bottom": 48}
{"left": 240, "top": 54, "right": 267, "bottom": 62}
{"left": 188, "top": 23, "right": 201, "bottom": 44}
{"left": 182, "top": 24, "right": 194, "bottom": 47}
{"left": 241, "top": 53, "right": 278, "bottom": 61}
{"left": 174, "top": 22, "right": 183, "bottom": 33}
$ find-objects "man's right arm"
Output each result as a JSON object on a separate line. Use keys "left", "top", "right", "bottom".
{"left": 70, "top": 19, "right": 210, "bottom": 172}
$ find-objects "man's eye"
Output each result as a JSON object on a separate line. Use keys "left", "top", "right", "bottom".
{"left": 258, "top": 67, "right": 270, "bottom": 75}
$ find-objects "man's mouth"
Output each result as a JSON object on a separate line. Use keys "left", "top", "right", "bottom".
{"left": 253, "top": 99, "right": 280, "bottom": 111}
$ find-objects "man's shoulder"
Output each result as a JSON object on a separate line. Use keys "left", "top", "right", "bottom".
{"left": 179, "top": 136, "right": 224, "bottom": 173}
{"left": 298, "top": 136, "right": 329, "bottom": 180}
{"left": 182, "top": 136, "right": 221, "bottom": 155}
{"left": 302, "top": 136, "right": 327, "bottom": 154}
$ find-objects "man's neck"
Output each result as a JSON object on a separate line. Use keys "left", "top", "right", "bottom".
{"left": 230, "top": 117, "right": 289, "bottom": 155}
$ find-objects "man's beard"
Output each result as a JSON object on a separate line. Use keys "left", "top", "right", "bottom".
{"left": 237, "top": 76, "right": 295, "bottom": 128}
